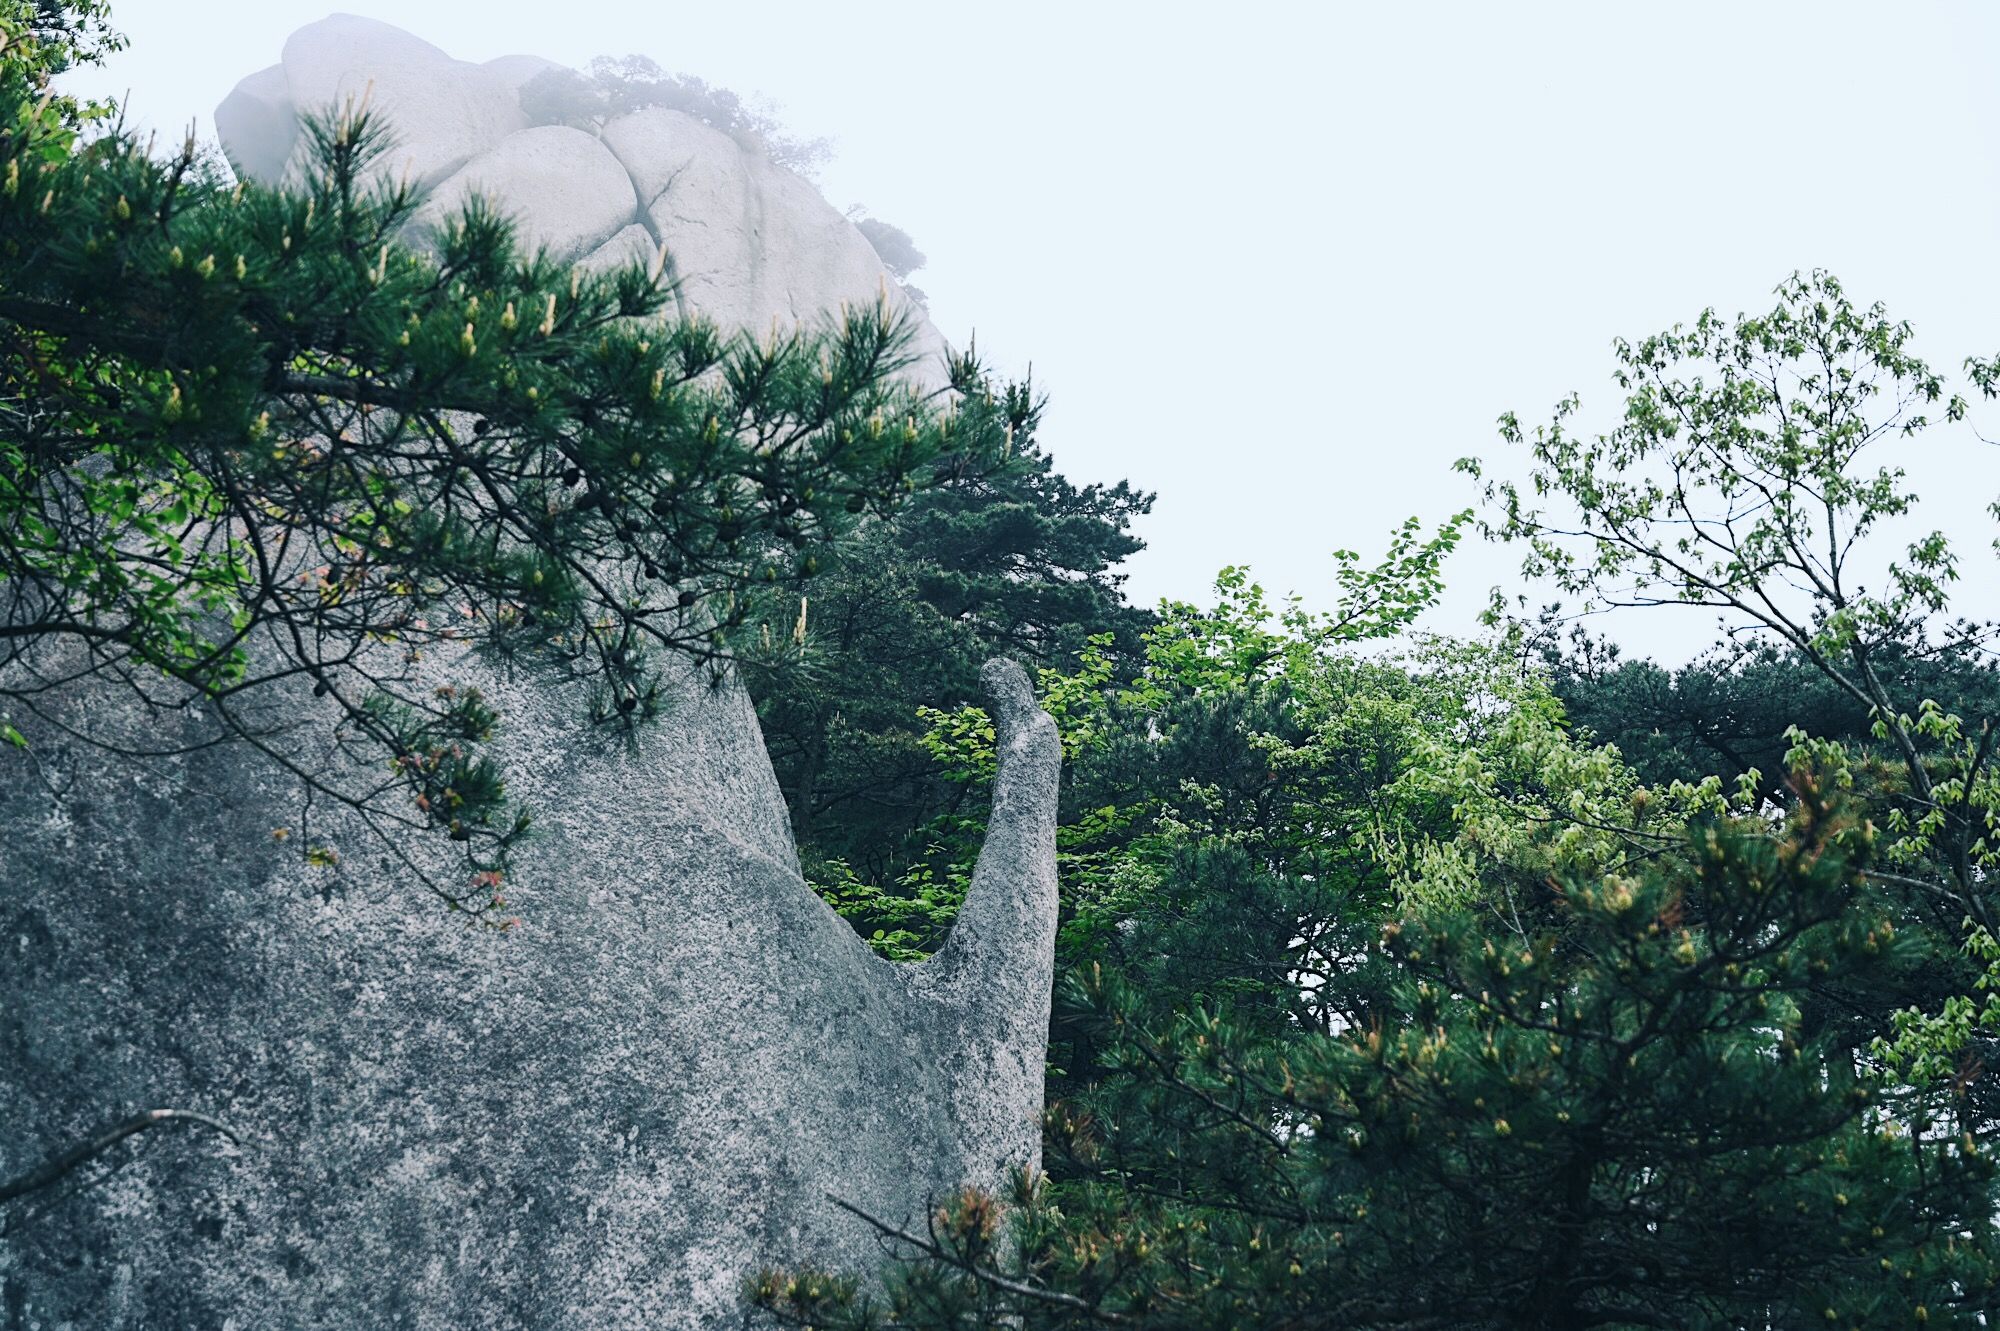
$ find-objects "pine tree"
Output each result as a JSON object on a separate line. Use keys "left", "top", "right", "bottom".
{"left": 745, "top": 427, "right": 1153, "bottom": 922}
{"left": 758, "top": 777, "right": 2000, "bottom": 1329}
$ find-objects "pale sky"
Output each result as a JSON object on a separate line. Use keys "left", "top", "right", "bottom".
{"left": 64, "top": 2, "right": 2000, "bottom": 661}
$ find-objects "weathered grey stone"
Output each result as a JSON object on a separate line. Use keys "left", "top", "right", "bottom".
{"left": 213, "top": 63, "right": 297, "bottom": 186}
{"left": 415, "top": 126, "right": 640, "bottom": 267}
{"left": 0, "top": 650, "right": 1059, "bottom": 1328}
{"left": 277, "top": 14, "right": 525, "bottom": 192}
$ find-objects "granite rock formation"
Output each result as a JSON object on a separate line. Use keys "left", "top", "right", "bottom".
{"left": 0, "top": 646, "right": 1059, "bottom": 1328}
{"left": 0, "top": 17, "right": 1049, "bottom": 1330}
{"left": 213, "top": 15, "right": 947, "bottom": 373}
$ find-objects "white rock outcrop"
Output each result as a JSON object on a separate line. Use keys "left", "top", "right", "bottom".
{"left": 275, "top": 14, "right": 526, "bottom": 192}
{"left": 416, "top": 125, "right": 637, "bottom": 266}
{"left": 601, "top": 107, "right": 936, "bottom": 356}
{"left": 213, "top": 63, "right": 297, "bottom": 184}
{"left": 217, "top": 17, "right": 948, "bottom": 376}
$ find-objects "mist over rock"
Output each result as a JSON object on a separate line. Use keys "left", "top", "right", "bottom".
{"left": 601, "top": 108, "right": 923, "bottom": 344}
{"left": 215, "top": 16, "right": 946, "bottom": 374}
{"left": 212, "top": 63, "right": 297, "bottom": 184}
{"left": 482, "top": 53, "right": 567, "bottom": 95}
{"left": 274, "top": 13, "right": 526, "bottom": 192}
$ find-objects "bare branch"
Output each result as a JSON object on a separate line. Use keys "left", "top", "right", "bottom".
{"left": 0, "top": 1108, "right": 243, "bottom": 1204}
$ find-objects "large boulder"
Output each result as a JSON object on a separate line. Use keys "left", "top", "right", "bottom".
{"left": 599, "top": 107, "right": 945, "bottom": 369}
{"left": 213, "top": 19, "right": 949, "bottom": 380}
{"left": 582, "top": 222, "right": 662, "bottom": 280}
{"left": 0, "top": 647, "right": 1059, "bottom": 1329}
{"left": 415, "top": 125, "right": 639, "bottom": 267}
{"left": 275, "top": 13, "right": 526, "bottom": 192}
{"left": 213, "top": 63, "right": 297, "bottom": 185}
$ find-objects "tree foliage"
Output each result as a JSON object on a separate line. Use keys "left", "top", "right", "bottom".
{"left": 1471, "top": 271, "right": 2000, "bottom": 1110}
{"left": 1465, "top": 271, "right": 1998, "bottom": 924}
{"left": 855, "top": 217, "right": 927, "bottom": 281}
{"left": 766, "top": 783, "right": 2000, "bottom": 1330}
{"left": 751, "top": 274, "right": 2000, "bottom": 1328}
{"left": 743, "top": 426, "right": 1152, "bottom": 954}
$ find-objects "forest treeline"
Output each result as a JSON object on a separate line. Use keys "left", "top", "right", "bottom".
{"left": 7, "top": 5, "right": 2000, "bottom": 1328}
{"left": 745, "top": 269, "right": 2000, "bottom": 1329}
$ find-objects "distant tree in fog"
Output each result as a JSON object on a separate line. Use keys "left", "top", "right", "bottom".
{"left": 520, "top": 55, "right": 832, "bottom": 175}
{"left": 852, "top": 217, "right": 927, "bottom": 281}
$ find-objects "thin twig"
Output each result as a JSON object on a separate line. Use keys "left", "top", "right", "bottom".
{"left": 824, "top": 1192, "right": 1131, "bottom": 1324}
{"left": 0, "top": 1108, "right": 243, "bottom": 1203}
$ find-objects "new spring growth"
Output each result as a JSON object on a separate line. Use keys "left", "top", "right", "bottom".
{"left": 500, "top": 302, "right": 517, "bottom": 333}
{"left": 793, "top": 596, "right": 808, "bottom": 647}
{"left": 649, "top": 240, "right": 668, "bottom": 283}
{"left": 170, "top": 245, "right": 185, "bottom": 269}
{"left": 538, "top": 293, "right": 557, "bottom": 336}
{"left": 460, "top": 324, "right": 477, "bottom": 357}
{"left": 234, "top": 254, "right": 247, "bottom": 280}
{"left": 4, "top": 159, "right": 18, "bottom": 196}
{"left": 195, "top": 254, "right": 215, "bottom": 280}
{"left": 334, "top": 83, "right": 374, "bottom": 148}
{"left": 370, "top": 244, "right": 388, "bottom": 286}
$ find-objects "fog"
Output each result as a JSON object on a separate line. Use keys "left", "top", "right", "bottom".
{"left": 65, "top": 1, "right": 2000, "bottom": 663}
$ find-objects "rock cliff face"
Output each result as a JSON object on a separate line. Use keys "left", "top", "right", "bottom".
{"left": 0, "top": 18, "right": 1050, "bottom": 1331}
{"left": 213, "top": 15, "right": 948, "bottom": 373}
{"left": 1, "top": 648, "right": 1059, "bottom": 1328}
